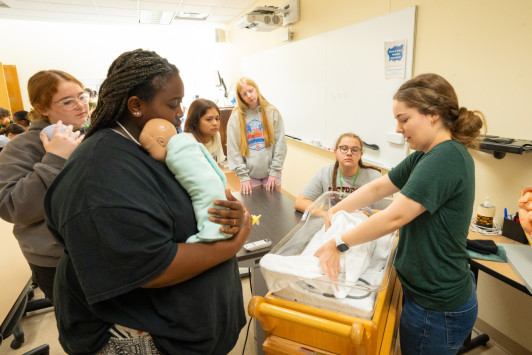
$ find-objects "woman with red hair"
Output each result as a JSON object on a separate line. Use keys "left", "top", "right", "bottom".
{"left": 0, "top": 70, "right": 85, "bottom": 302}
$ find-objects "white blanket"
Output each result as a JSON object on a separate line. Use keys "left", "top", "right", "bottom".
{"left": 261, "top": 210, "right": 376, "bottom": 298}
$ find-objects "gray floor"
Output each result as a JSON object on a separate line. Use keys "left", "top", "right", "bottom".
{"left": 0, "top": 280, "right": 256, "bottom": 355}
{"left": 0, "top": 280, "right": 509, "bottom": 355}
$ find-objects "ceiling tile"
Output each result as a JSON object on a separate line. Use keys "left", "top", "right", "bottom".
{"left": 179, "top": 4, "right": 216, "bottom": 13}
{"left": 0, "top": 0, "right": 257, "bottom": 25}
{"left": 214, "top": 7, "right": 244, "bottom": 16}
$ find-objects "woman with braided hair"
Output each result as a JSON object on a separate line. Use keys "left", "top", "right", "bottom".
{"left": 294, "top": 132, "right": 382, "bottom": 213}
{"left": 44, "top": 49, "right": 251, "bottom": 355}
{"left": 315, "top": 73, "right": 486, "bottom": 354}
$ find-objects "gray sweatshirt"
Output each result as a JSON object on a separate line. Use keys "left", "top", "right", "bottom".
{"left": 0, "top": 120, "right": 65, "bottom": 267}
{"left": 226, "top": 105, "right": 287, "bottom": 182}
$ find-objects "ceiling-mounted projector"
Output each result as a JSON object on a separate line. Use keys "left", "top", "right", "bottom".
{"left": 237, "top": 6, "right": 283, "bottom": 32}
{"left": 237, "top": 12, "right": 282, "bottom": 31}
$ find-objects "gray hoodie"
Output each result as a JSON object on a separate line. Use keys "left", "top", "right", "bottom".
{"left": 0, "top": 120, "right": 65, "bottom": 267}
{"left": 226, "top": 105, "right": 287, "bottom": 182}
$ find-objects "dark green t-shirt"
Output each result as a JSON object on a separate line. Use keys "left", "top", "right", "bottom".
{"left": 388, "top": 140, "right": 474, "bottom": 311}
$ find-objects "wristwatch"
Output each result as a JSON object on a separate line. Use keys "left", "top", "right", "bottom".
{"left": 334, "top": 234, "right": 349, "bottom": 253}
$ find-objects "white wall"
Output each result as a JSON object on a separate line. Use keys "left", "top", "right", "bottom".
{"left": 222, "top": 1, "right": 532, "bottom": 228}
{"left": 0, "top": 19, "right": 228, "bottom": 108}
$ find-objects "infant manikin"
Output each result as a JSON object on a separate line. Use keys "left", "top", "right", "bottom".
{"left": 139, "top": 119, "right": 230, "bottom": 243}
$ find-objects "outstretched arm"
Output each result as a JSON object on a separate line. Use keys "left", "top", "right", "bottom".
{"left": 325, "top": 174, "right": 399, "bottom": 229}
{"left": 315, "top": 192, "right": 425, "bottom": 279}
{"left": 294, "top": 194, "right": 314, "bottom": 213}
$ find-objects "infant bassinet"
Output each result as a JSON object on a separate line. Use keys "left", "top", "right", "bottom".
{"left": 249, "top": 191, "right": 402, "bottom": 354}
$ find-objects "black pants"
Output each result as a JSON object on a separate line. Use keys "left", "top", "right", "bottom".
{"left": 28, "top": 264, "right": 56, "bottom": 303}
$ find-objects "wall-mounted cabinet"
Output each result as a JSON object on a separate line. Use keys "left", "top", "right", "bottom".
{"left": 0, "top": 63, "right": 10, "bottom": 111}
{"left": 0, "top": 63, "right": 24, "bottom": 113}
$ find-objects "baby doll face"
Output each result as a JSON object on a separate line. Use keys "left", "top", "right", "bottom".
{"left": 139, "top": 118, "right": 178, "bottom": 162}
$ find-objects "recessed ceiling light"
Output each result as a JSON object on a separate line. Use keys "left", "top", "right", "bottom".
{"left": 174, "top": 12, "right": 209, "bottom": 21}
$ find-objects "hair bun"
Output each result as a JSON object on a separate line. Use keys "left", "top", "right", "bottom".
{"left": 452, "top": 108, "right": 486, "bottom": 147}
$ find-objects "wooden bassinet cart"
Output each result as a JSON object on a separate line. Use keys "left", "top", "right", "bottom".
{"left": 249, "top": 266, "right": 402, "bottom": 355}
{"left": 250, "top": 192, "right": 402, "bottom": 354}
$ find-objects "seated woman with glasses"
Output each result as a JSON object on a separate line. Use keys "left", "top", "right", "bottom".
{"left": 294, "top": 132, "right": 382, "bottom": 213}
{"left": 0, "top": 70, "right": 86, "bottom": 303}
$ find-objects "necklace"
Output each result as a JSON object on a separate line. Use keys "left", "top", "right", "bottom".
{"left": 338, "top": 167, "right": 360, "bottom": 191}
{"left": 115, "top": 121, "right": 141, "bottom": 146}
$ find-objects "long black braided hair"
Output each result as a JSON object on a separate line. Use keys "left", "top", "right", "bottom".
{"left": 86, "top": 49, "right": 179, "bottom": 138}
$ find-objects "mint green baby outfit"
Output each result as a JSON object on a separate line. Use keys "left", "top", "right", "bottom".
{"left": 166, "top": 133, "right": 230, "bottom": 243}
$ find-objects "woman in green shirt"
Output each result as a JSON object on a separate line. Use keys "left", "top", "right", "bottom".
{"left": 315, "top": 73, "right": 485, "bottom": 354}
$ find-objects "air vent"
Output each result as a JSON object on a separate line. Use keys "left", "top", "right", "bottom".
{"left": 139, "top": 10, "right": 175, "bottom": 25}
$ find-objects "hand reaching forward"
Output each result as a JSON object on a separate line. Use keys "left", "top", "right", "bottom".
{"left": 314, "top": 238, "right": 341, "bottom": 281}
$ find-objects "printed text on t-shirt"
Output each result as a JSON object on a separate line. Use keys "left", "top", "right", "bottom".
{"left": 328, "top": 186, "right": 359, "bottom": 193}
{"left": 247, "top": 119, "right": 265, "bottom": 151}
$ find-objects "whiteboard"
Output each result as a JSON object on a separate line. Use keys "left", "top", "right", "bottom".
{"left": 242, "top": 6, "right": 417, "bottom": 169}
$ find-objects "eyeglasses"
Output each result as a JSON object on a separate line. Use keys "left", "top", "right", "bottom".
{"left": 338, "top": 145, "right": 362, "bottom": 154}
{"left": 54, "top": 92, "right": 90, "bottom": 111}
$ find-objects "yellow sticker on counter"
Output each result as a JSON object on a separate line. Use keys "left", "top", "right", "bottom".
{"left": 252, "top": 214, "right": 261, "bottom": 225}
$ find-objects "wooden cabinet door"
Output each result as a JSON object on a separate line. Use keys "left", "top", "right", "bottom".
{"left": 219, "top": 106, "right": 234, "bottom": 157}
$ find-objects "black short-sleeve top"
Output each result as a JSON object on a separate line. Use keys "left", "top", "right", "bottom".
{"left": 45, "top": 129, "right": 245, "bottom": 354}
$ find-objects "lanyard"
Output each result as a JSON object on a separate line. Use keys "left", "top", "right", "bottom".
{"left": 339, "top": 167, "right": 360, "bottom": 190}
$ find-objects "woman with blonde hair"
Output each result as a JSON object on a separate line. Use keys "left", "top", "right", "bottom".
{"left": 0, "top": 69, "right": 85, "bottom": 302}
{"left": 226, "top": 77, "right": 287, "bottom": 194}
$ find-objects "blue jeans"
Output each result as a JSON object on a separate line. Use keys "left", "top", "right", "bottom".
{"left": 400, "top": 272, "right": 478, "bottom": 355}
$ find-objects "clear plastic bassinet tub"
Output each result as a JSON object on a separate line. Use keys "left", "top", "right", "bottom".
{"left": 260, "top": 191, "right": 398, "bottom": 320}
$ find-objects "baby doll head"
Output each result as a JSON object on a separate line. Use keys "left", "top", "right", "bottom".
{"left": 139, "top": 118, "right": 177, "bottom": 162}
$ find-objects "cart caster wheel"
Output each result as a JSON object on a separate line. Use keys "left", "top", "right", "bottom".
{"left": 11, "top": 337, "right": 24, "bottom": 349}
